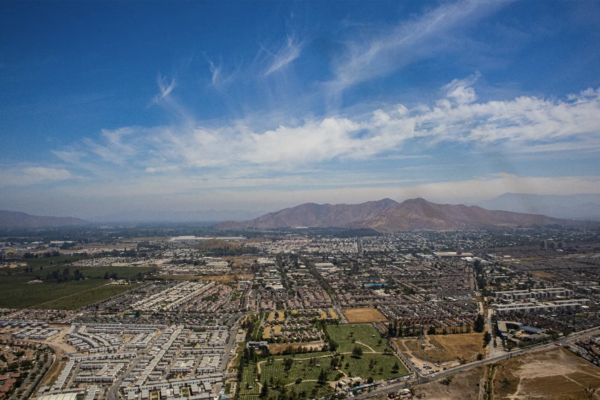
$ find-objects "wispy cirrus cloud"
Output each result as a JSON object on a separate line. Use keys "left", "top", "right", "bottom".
{"left": 263, "top": 34, "right": 303, "bottom": 76}
{"left": 0, "top": 166, "right": 75, "bottom": 188}
{"left": 329, "top": 0, "right": 510, "bottom": 92}
{"left": 153, "top": 75, "right": 176, "bottom": 103}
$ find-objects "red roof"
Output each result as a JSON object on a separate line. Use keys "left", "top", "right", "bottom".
{"left": 0, "top": 379, "right": 16, "bottom": 393}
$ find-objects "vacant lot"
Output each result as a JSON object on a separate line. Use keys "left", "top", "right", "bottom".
{"left": 159, "top": 274, "right": 254, "bottom": 282}
{"left": 343, "top": 308, "right": 388, "bottom": 323}
{"left": 395, "top": 333, "right": 485, "bottom": 365}
{"left": 203, "top": 274, "right": 254, "bottom": 282}
{"left": 492, "top": 347, "right": 600, "bottom": 399}
{"left": 269, "top": 341, "right": 325, "bottom": 354}
{"left": 431, "top": 334, "right": 486, "bottom": 362}
{"left": 531, "top": 271, "right": 557, "bottom": 278}
{"left": 418, "top": 366, "right": 484, "bottom": 400}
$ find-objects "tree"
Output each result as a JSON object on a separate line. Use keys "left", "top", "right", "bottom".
{"left": 427, "top": 326, "right": 436, "bottom": 335}
{"left": 474, "top": 314, "right": 486, "bottom": 333}
{"left": 367, "top": 377, "right": 373, "bottom": 384}
{"left": 352, "top": 346, "right": 363, "bottom": 358}
{"left": 483, "top": 332, "right": 492, "bottom": 346}
{"left": 260, "top": 383, "right": 269, "bottom": 398}
{"left": 317, "top": 369, "right": 328, "bottom": 385}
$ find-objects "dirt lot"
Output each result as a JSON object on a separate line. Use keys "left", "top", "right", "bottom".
{"left": 223, "top": 256, "right": 258, "bottom": 268}
{"left": 530, "top": 271, "right": 557, "bottom": 278}
{"left": 269, "top": 341, "right": 325, "bottom": 354}
{"left": 415, "top": 347, "right": 600, "bottom": 400}
{"left": 158, "top": 274, "right": 253, "bottom": 282}
{"left": 343, "top": 307, "right": 388, "bottom": 323}
{"left": 394, "top": 334, "right": 485, "bottom": 367}
{"left": 492, "top": 347, "right": 600, "bottom": 399}
{"left": 431, "top": 334, "right": 486, "bottom": 362}
{"left": 417, "top": 366, "right": 484, "bottom": 400}
{"left": 202, "top": 274, "right": 254, "bottom": 282}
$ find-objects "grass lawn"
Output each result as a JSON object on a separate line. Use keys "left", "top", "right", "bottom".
{"left": 326, "top": 324, "right": 388, "bottom": 353}
{"left": 342, "top": 353, "right": 407, "bottom": 380}
{"left": 239, "top": 364, "right": 261, "bottom": 396}
{"left": 259, "top": 358, "right": 340, "bottom": 385}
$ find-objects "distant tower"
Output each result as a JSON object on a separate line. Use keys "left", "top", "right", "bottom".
{"left": 540, "top": 240, "right": 548, "bottom": 249}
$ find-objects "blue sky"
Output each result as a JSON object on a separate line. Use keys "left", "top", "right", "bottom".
{"left": 1, "top": 0, "right": 600, "bottom": 219}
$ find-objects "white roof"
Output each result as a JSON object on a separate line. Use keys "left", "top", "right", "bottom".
{"left": 35, "top": 394, "right": 79, "bottom": 400}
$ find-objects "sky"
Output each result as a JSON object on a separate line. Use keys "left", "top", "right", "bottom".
{"left": 1, "top": 0, "right": 600, "bottom": 220}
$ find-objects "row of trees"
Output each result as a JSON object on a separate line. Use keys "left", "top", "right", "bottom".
{"left": 388, "top": 314, "right": 486, "bottom": 338}
{"left": 44, "top": 268, "right": 84, "bottom": 283}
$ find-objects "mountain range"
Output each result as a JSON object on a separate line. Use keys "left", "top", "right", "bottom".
{"left": 0, "top": 210, "right": 90, "bottom": 228}
{"left": 91, "top": 209, "right": 265, "bottom": 223}
{"left": 475, "top": 193, "right": 600, "bottom": 220}
{"left": 216, "top": 198, "right": 577, "bottom": 232}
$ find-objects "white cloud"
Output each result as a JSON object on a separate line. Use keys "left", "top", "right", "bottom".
{"left": 329, "top": 0, "right": 508, "bottom": 91}
{"left": 0, "top": 167, "right": 74, "bottom": 188}
{"left": 442, "top": 72, "right": 480, "bottom": 105}
{"left": 154, "top": 75, "right": 176, "bottom": 102}
{"left": 56, "top": 80, "right": 600, "bottom": 176}
{"left": 264, "top": 34, "right": 303, "bottom": 76}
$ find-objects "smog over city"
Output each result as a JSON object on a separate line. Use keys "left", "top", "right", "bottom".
{"left": 1, "top": 1, "right": 600, "bottom": 400}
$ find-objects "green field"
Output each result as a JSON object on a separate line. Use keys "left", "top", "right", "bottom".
{"left": 36, "top": 283, "right": 143, "bottom": 310}
{"left": 325, "top": 324, "right": 388, "bottom": 353}
{"left": 259, "top": 356, "right": 339, "bottom": 384}
{"left": 341, "top": 352, "right": 405, "bottom": 380}
{"left": 236, "top": 323, "right": 409, "bottom": 400}
{"left": 0, "top": 263, "right": 154, "bottom": 309}
{"left": 239, "top": 364, "right": 261, "bottom": 396}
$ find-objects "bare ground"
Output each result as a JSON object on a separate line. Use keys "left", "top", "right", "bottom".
{"left": 342, "top": 308, "right": 388, "bottom": 323}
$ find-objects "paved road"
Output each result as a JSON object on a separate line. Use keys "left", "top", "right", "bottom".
{"left": 222, "top": 318, "right": 242, "bottom": 371}
{"left": 107, "top": 355, "right": 142, "bottom": 400}
{"left": 354, "top": 326, "right": 600, "bottom": 400}
{"left": 487, "top": 308, "right": 497, "bottom": 358}
{"left": 9, "top": 354, "right": 53, "bottom": 400}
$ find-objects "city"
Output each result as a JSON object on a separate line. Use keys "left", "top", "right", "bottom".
{"left": 0, "top": 224, "right": 599, "bottom": 399}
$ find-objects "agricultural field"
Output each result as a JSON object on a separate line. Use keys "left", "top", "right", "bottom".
{"left": 0, "top": 264, "right": 154, "bottom": 308}
{"left": 325, "top": 324, "right": 388, "bottom": 353}
{"left": 343, "top": 308, "right": 388, "bottom": 323}
{"left": 36, "top": 283, "right": 143, "bottom": 310}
